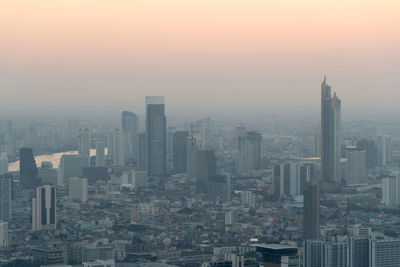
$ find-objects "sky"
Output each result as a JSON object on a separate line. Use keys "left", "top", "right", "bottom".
{"left": 1, "top": 0, "right": 400, "bottom": 117}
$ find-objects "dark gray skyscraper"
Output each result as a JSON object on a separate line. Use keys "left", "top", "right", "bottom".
{"left": 187, "top": 136, "right": 199, "bottom": 178}
{"left": 195, "top": 149, "right": 217, "bottom": 194}
{"left": 78, "top": 128, "right": 90, "bottom": 158}
{"left": 19, "top": 148, "right": 40, "bottom": 190}
{"left": 320, "top": 76, "right": 341, "bottom": 182}
{"left": 173, "top": 131, "right": 188, "bottom": 174}
{"left": 303, "top": 181, "right": 320, "bottom": 240}
{"left": 237, "top": 131, "right": 262, "bottom": 175}
{"left": 146, "top": 96, "right": 166, "bottom": 176}
{"left": 0, "top": 175, "right": 12, "bottom": 221}
{"left": 138, "top": 132, "right": 147, "bottom": 171}
{"left": 357, "top": 139, "right": 377, "bottom": 169}
{"left": 121, "top": 111, "right": 139, "bottom": 164}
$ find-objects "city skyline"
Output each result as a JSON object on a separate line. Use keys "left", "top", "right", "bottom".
{"left": 1, "top": 1, "right": 400, "bottom": 266}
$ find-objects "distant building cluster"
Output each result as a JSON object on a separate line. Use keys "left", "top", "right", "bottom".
{"left": 0, "top": 79, "right": 400, "bottom": 266}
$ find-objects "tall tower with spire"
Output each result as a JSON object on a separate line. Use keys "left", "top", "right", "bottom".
{"left": 320, "top": 76, "right": 341, "bottom": 182}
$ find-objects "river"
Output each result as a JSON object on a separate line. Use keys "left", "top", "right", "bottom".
{"left": 8, "top": 149, "right": 98, "bottom": 171}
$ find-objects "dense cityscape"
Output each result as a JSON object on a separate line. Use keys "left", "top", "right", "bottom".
{"left": 0, "top": 77, "right": 400, "bottom": 267}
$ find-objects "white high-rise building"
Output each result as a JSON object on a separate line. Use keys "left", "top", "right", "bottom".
{"left": 95, "top": 141, "right": 105, "bottom": 166}
{"left": 370, "top": 238, "right": 400, "bottom": 267}
{"left": 0, "top": 152, "right": 8, "bottom": 176}
{"left": 274, "top": 162, "right": 312, "bottom": 197}
{"left": 303, "top": 240, "right": 323, "bottom": 267}
{"left": 0, "top": 221, "right": 8, "bottom": 247}
{"left": 69, "top": 177, "right": 88, "bottom": 203}
{"left": 240, "top": 191, "right": 256, "bottom": 208}
{"left": 304, "top": 239, "right": 346, "bottom": 267}
{"left": 78, "top": 128, "right": 91, "bottom": 158}
{"left": 382, "top": 177, "right": 396, "bottom": 206}
{"left": 376, "top": 135, "right": 392, "bottom": 167}
{"left": 381, "top": 173, "right": 400, "bottom": 206}
{"left": 225, "top": 210, "right": 235, "bottom": 225}
{"left": 113, "top": 128, "right": 125, "bottom": 166}
{"left": 323, "top": 240, "right": 347, "bottom": 267}
{"left": 346, "top": 147, "right": 367, "bottom": 186}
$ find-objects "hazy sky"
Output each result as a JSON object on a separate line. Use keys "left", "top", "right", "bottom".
{"left": 1, "top": 0, "right": 399, "bottom": 116}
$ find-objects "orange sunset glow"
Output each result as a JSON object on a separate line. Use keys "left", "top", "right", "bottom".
{"left": 1, "top": 0, "right": 400, "bottom": 115}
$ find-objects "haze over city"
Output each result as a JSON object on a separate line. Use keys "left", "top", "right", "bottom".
{"left": 1, "top": 1, "right": 400, "bottom": 267}
{"left": 1, "top": 0, "right": 400, "bottom": 117}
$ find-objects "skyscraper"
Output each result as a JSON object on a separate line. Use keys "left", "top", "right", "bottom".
{"left": 0, "top": 175, "right": 11, "bottom": 221}
{"left": 121, "top": 111, "right": 139, "bottom": 164}
{"left": 376, "top": 135, "right": 392, "bottom": 167}
{"left": 232, "top": 126, "right": 246, "bottom": 150}
{"left": 187, "top": 136, "right": 199, "bottom": 178}
{"left": 303, "top": 181, "right": 320, "bottom": 240}
{"left": 67, "top": 118, "right": 79, "bottom": 142}
{"left": 146, "top": 96, "right": 166, "bottom": 176}
{"left": 78, "top": 128, "right": 90, "bottom": 158}
{"left": 107, "top": 131, "right": 114, "bottom": 157}
{"left": 112, "top": 128, "right": 125, "bottom": 166}
{"left": 19, "top": 148, "right": 40, "bottom": 190}
{"left": 69, "top": 177, "right": 88, "bottom": 203}
{"left": 370, "top": 239, "right": 400, "bottom": 267}
{"left": 236, "top": 131, "right": 262, "bottom": 175}
{"left": 0, "top": 221, "right": 8, "bottom": 247}
{"left": 320, "top": 76, "right": 341, "bottom": 182}
{"left": 349, "top": 236, "right": 369, "bottom": 267}
{"left": 60, "top": 155, "right": 89, "bottom": 185}
{"left": 173, "top": 131, "right": 189, "bottom": 174}
{"left": 0, "top": 153, "right": 8, "bottom": 176}
{"left": 303, "top": 240, "right": 324, "bottom": 267}
{"left": 138, "top": 132, "right": 147, "bottom": 171}
{"left": 95, "top": 141, "right": 105, "bottom": 166}
{"left": 32, "top": 185, "right": 56, "bottom": 231}
{"left": 382, "top": 177, "right": 396, "bottom": 206}
{"left": 194, "top": 149, "right": 217, "bottom": 194}
{"left": 38, "top": 162, "right": 59, "bottom": 186}
{"left": 314, "top": 133, "right": 320, "bottom": 157}
{"left": 346, "top": 147, "right": 367, "bottom": 186}
{"left": 357, "top": 139, "right": 377, "bottom": 169}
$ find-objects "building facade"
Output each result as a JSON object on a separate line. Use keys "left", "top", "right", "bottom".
{"left": 32, "top": 185, "right": 56, "bottom": 231}
{"left": 121, "top": 111, "right": 139, "bottom": 164}
{"left": 69, "top": 177, "right": 88, "bottom": 203}
{"left": 303, "top": 182, "right": 320, "bottom": 240}
{"left": 0, "top": 175, "right": 11, "bottom": 221}
{"left": 320, "top": 76, "right": 341, "bottom": 182}
{"left": 173, "top": 131, "right": 189, "bottom": 174}
{"left": 146, "top": 96, "right": 166, "bottom": 176}
{"left": 19, "top": 147, "right": 40, "bottom": 190}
